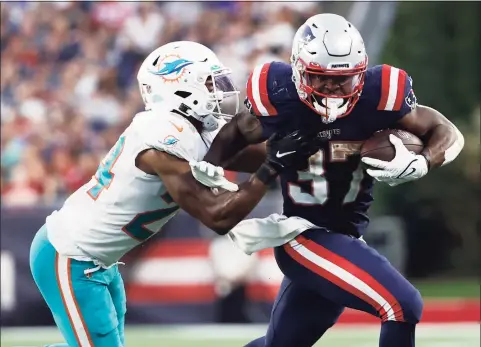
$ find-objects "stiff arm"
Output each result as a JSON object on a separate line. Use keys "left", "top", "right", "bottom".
{"left": 137, "top": 148, "right": 269, "bottom": 235}
{"left": 203, "top": 110, "right": 267, "bottom": 172}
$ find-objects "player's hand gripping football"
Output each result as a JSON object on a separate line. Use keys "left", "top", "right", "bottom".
{"left": 266, "top": 130, "right": 321, "bottom": 172}
{"left": 361, "top": 134, "right": 429, "bottom": 186}
{"left": 189, "top": 161, "right": 239, "bottom": 192}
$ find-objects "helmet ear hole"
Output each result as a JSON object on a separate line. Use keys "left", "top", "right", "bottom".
{"left": 193, "top": 100, "right": 198, "bottom": 105}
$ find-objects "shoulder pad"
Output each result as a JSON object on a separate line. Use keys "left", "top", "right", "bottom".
{"left": 140, "top": 112, "right": 197, "bottom": 161}
{"left": 367, "top": 64, "right": 414, "bottom": 112}
{"left": 245, "top": 61, "right": 294, "bottom": 117}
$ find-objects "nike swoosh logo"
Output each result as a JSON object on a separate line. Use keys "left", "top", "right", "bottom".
{"left": 170, "top": 121, "right": 183, "bottom": 132}
{"left": 276, "top": 150, "right": 296, "bottom": 158}
{"left": 401, "top": 167, "right": 416, "bottom": 178}
{"left": 396, "top": 159, "right": 417, "bottom": 178}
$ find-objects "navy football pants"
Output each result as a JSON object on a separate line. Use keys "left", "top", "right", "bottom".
{"left": 245, "top": 228, "right": 423, "bottom": 347}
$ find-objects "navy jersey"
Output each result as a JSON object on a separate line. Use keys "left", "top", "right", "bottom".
{"left": 246, "top": 62, "right": 418, "bottom": 237}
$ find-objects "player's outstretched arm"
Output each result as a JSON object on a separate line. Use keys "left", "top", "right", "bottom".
{"left": 397, "top": 105, "right": 464, "bottom": 169}
{"left": 138, "top": 130, "right": 318, "bottom": 235}
{"left": 140, "top": 149, "right": 270, "bottom": 235}
{"left": 204, "top": 110, "right": 267, "bottom": 173}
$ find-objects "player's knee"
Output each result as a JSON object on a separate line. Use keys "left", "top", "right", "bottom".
{"left": 396, "top": 286, "right": 423, "bottom": 324}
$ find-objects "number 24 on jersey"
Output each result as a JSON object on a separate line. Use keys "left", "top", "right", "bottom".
{"left": 87, "top": 136, "right": 126, "bottom": 200}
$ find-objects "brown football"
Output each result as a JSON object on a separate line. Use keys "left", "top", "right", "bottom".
{"left": 360, "top": 129, "right": 423, "bottom": 162}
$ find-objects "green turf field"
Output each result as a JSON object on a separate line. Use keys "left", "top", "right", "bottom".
{"left": 413, "top": 279, "right": 480, "bottom": 298}
{"left": 1, "top": 323, "right": 479, "bottom": 347}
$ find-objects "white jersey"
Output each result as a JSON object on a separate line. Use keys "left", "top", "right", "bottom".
{"left": 47, "top": 109, "right": 223, "bottom": 266}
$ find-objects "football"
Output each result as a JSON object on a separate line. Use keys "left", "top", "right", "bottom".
{"left": 360, "top": 129, "right": 423, "bottom": 162}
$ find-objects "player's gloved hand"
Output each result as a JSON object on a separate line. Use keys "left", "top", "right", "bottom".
{"left": 267, "top": 130, "right": 321, "bottom": 171}
{"left": 255, "top": 131, "right": 320, "bottom": 185}
{"left": 189, "top": 160, "right": 239, "bottom": 192}
{"left": 361, "top": 134, "right": 429, "bottom": 186}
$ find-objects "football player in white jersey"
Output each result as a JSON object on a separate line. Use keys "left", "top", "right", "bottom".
{"left": 29, "top": 41, "right": 320, "bottom": 347}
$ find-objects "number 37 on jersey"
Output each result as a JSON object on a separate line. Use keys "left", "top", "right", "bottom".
{"left": 288, "top": 142, "right": 364, "bottom": 206}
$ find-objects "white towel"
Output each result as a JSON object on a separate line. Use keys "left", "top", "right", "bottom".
{"left": 228, "top": 214, "right": 317, "bottom": 255}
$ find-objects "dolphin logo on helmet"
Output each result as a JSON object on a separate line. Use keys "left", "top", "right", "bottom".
{"left": 152, "top": 58, "right": 194, "bottom": 76}
{"left": 150, "top": 54, "right": 194, "bottom": 83}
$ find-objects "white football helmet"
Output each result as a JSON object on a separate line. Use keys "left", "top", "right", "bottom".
{"left": 291, "top": 14, "right": 368, "bottom": 124}
{"left": 137, "top": 41, "right": 239, "bottom": 131}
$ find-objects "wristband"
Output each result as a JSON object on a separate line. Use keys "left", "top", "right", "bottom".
{"left": 255, "top": 163, "right": 279, "bottom": 185}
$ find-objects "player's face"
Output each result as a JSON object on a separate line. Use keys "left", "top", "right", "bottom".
{"left": 205, "top": 75, "right": 237, "bottom": 94}
{"left": 295, "top": 58, "right": 368, "bottom": 120}
{"left": 205, "top": 76, "right": 214, "bottom": 93}
{"left": 309, "top": 74, "right": 357, "bottom": 97}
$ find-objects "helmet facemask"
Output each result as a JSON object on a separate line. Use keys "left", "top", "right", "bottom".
{"left": 203, "top": 67, "right": 240, "bottom": 120}
{"left": 151, "top": 64, "right": 239, "bottom": 131}
{"left": 294, "top": 57, "right": 367, "bottom": 124}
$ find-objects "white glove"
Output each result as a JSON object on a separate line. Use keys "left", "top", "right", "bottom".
{"left": 189, "top": 160, "right": 239, "bottom": 192}
{"left": 361, "top": 134, "right": 429, "bottom": 187}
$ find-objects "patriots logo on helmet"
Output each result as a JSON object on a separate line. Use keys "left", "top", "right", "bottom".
{"left": 151, "top": 54, "right": 193, "bottom": 82}
{"left": 301, "top": 25, "right": 316, "bottom": 43}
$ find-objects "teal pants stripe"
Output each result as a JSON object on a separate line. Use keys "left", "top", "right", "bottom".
{"left": 30, "top": 225, "right": 126, "bottom": 347}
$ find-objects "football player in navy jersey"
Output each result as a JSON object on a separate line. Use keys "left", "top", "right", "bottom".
{"left": 203, "top": 13, "right": 464, "bottom": 347}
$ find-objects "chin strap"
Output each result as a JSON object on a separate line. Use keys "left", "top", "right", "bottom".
{"left": 313, "top": 98, "right": 348, "bottom": 124}
{"left": 178, "top": 103, "right": 219, "bottom": 132}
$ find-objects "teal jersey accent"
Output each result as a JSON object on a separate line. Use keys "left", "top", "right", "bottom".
{"left": 88, "top": 136, "right": 126, "bottom": 200}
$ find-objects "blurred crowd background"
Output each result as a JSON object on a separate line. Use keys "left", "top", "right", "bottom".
{"left": 1, "top": 0, "right": 479, "bottom": 329}
{"left": 1, "top": 1, "right": 330, "bottom": 206}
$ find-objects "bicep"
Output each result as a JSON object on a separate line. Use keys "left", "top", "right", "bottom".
{"left": 397, "top": 105, "right": 452, "bottom": 139}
